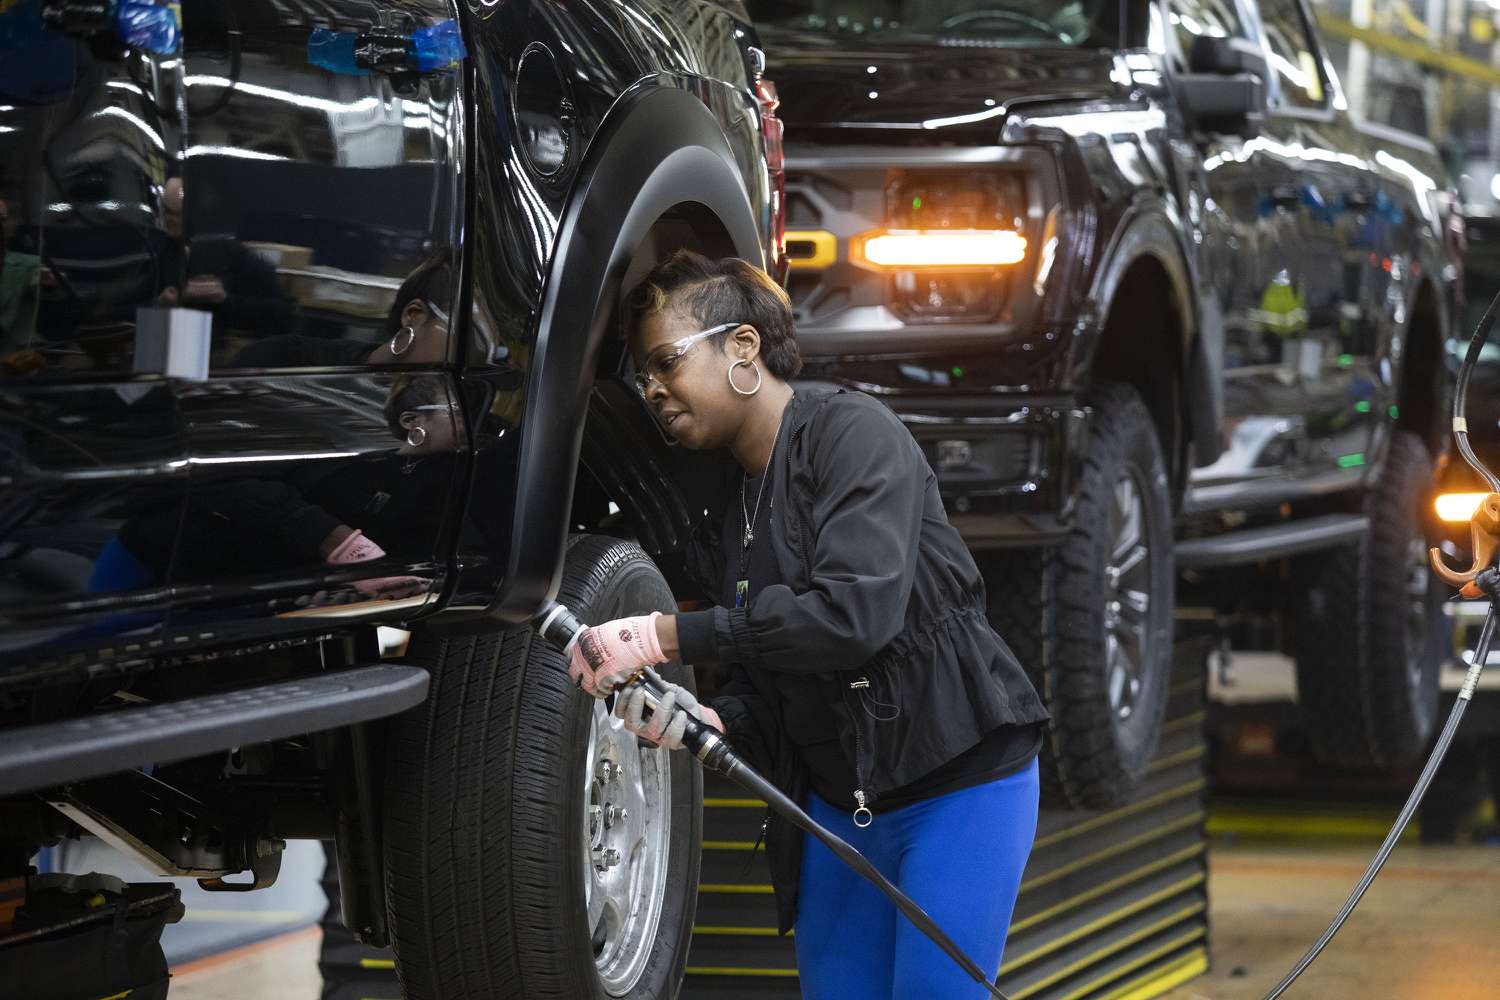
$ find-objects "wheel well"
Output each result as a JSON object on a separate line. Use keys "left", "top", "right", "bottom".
{"left": 1091, "top": 254, "right": 1189, "bottom": 501}
{"left": 568, "top": 205, "right": 740, "bottom": 548}
{"left": 1397, "top": 279, "right": 1446, "bottom": 459}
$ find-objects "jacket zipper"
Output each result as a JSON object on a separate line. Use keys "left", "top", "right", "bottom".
{"left": 844, "top": 679, "right": 874, "bottom": 827}
{"left": 792, "top": 406, "right": 876, "bottom": 828}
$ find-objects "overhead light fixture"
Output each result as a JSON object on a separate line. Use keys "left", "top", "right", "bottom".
{"left": 852, "top": 229, "right": 1027, "bottom": 270}
{"left": 1436, "top": 492, "right": 1489, "bottom": 522}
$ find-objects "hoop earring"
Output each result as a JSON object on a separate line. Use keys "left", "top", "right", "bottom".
{"left": 406, "top": 425, "right": 427, "bottom": 448}
{"left": 390, "top": 326, "right": 417, "bottom": 357}
{"left": 728, "top": 359, "right": 762, "bottom": 397}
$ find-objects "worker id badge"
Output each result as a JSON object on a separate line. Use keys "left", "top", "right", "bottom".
{"left": 735, "top": 579, "right": 749, "bottom": 609}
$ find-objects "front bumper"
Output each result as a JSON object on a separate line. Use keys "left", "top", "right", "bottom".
{"left": 796, "top": 381, "right": 1086, "bottom": 546}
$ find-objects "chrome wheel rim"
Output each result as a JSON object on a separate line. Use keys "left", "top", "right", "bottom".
{"left": 1103, "top": 469, "right": 1152, "bottom": 721}
{"left": 583, "top": 697, "right": 672, "bottom": 995}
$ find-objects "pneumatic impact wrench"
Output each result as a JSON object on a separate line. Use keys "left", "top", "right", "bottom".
{"left": 534, "top": 600, "right": 1011, "bottom": 1000}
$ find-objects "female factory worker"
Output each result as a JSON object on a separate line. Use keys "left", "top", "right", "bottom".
{"left": 569, "top": 250, "right": 1049, "bottom": 1000}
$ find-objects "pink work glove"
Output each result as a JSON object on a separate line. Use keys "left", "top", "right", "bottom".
{"left": 326, "top": 530, "right": 427, "bottom": 598}
{"left": 568, "top": 612, "right": 665, "bottom": 698}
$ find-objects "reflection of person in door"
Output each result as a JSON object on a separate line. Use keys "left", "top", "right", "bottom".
{"left": 229, "top": 250, "right": 451, "bottom": 368}
{"left": 158, "top": 177, "right": 298, "bottom": 338}
{"left": 0, "top": 194, "right": 54, "bottom": 355}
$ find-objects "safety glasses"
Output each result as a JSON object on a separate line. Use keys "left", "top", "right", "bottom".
{"left": 421, "top": 300, "right": 450, "bottom": 331}
{"left": 633, "top": 322, "right": 740, "bottom": 396}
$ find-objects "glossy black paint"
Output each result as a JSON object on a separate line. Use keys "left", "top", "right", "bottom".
{"left": 761, "top": 36, "right": 1124, "bottom": 138}
{"left": 757, "top": 0, "right": 1457, "bottom": 538}
{"left": 1, "top": 0, "right": 774, "bottom": 674}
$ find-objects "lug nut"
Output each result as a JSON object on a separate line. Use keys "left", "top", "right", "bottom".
{"left": 604, "top": 804, "right": 628, "bottom": 827}
{"left": 592, "top": 847, "right": 622, "bottom": 869}
{"left": 596, "top": 761, "right": 620, "bottom": 783}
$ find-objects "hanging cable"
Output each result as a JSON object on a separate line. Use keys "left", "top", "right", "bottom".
{"left": 1260, "top": 287, "right": 1500, "bottom": 999}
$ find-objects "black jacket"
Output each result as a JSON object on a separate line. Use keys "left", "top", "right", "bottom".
{"left": 676, "top": 388, "right": 1047, "bottom": 933}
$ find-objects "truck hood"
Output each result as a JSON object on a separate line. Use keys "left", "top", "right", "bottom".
{"left": 761, "top": 30, "right": 1126, "bottom": 140}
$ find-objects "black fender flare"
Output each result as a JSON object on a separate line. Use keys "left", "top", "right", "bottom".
{"left": 1391, "top": 268, "right": 1454, "bottom": 462}
{"left": 481, "top": 82, "right": 762, "bottom": 624}
{"left": 1083, "top": 203, "right": 1224, "bottom": 475}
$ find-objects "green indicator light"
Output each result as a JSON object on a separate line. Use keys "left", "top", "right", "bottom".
{"left": 1337, "top": 453, "right": 1366, "bottom": 469}
{"left": 1354, "top": 400, "right": 1370, "bottom": 413}
{"left": 951, "top": 366, "right": 964, "bottom": 377}
{"left": 1338, "top": 353, "right": 1354, "bottom": 367}
{"left": 912, "top": 197, "right": 923, "bottom": 210}
{"left": 1389, "top": 405, "right": 1400, "bottom": 419}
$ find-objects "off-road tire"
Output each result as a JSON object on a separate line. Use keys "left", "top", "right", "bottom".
{"left": 1293, "top": 431, "right": 1445, "bottom": 766}
{"left": 986, "top": 383, "right": 1175, "bottom": 809}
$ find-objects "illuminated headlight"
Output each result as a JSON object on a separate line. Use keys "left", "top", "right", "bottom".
{"left": 858, "top": 170, "right": 1028, "bottom": 321}
{"left": 1436, "top": 492, "right": 1488, "bottom": 522}
{"left": 853, "top": 229, "right": 1027, "bottom": 269}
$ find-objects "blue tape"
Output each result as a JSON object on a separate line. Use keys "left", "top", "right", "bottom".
{"left": 307, "top": 26, "right": 367, "bottom": 75}
{"left": 412, "top": 18, "right": 465, "bottom": 72}
{"left": 117, "top": 0, "right": 178, "bottom": 56}
{"left": 309, "top": 19, "right": 463, "bottom": 76}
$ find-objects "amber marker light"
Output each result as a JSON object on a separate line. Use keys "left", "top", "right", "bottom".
{"left": 852, "top": 229, "right": 1027, "bottom": 270}
{"left": 1436, "top": 492, "right": 1488, "bottom": 523}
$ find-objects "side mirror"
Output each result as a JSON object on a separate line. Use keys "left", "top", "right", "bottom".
{"left": 1179, "top": 36, "right": 1267, "bottom": 137}
{"left": 1189, "top": 34, "right": 1268, "bottom": 81}
{"left": 1177, "top": 74, "right": 1264, "bottom": 137}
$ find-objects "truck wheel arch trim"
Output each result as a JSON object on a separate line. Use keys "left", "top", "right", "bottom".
{"left": 476, "top": 82, "right": 763, "bottom": 625}
{"left": 1085, "top": 205, "right": 1223, "bottom": 471}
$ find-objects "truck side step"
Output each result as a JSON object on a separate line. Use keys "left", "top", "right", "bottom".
{"left": 0, "top": 665, "right": 429, "bottom": 796}
{"left": 1175, "top": 513, "right": 1369, "bottom": 570}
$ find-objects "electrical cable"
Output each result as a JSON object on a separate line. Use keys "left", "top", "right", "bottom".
{"left": 709, "top": 727, "right": 1010, "bottom": 1000}
{"left": 1454, "top": 287, "right": 1500, "bottom": 492}
{"left": 1260, "top": 287, "right": 1500, "bottom": 999}
{"left": 1261, "top": 610, "right": 1493, "bottom": 1000}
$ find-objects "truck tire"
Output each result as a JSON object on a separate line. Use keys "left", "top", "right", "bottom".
{"left": 977, "top": 548, "right": 1066, "bottom": 805}
{"left": 1293, "top": 431, "right": 1444, "bottom": 767}
{"left": 999, "top": 383, "right": 1175, "bottom": 809}
{"left": 382, "top": 534, "right": 701, "bottom": 1000}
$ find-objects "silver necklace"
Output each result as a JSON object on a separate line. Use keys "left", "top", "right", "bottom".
{"left": 740, "top": 410, "right": 786, "bottom": 550}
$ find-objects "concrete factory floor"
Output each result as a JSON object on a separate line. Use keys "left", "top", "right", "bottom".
{"left": 166, "top": 840, "right": 1499, "bottom": 1000}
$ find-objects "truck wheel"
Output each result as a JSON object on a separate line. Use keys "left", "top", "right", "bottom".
{"left": 383, "top": 534, "right": 701, "bottom": 1000}
{"left": 977, "top": 547, "right": 1066, "bottom": 804}
{"left": 1033, "top": 382, "right": 1175, "bottom": 809}
{"left": 1293, "top": 431, "right": 1444, "bottom": 767}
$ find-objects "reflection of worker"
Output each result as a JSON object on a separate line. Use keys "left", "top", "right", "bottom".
{"left": 0, "top": 195, "right": 52, "bottom": 352}
{"left": 386, "top": 375, "right": 458, "bottom": 458}
{"left": 1250, "top": 268, "right": 1313, "bottom": 378}
{"left": 569, "top": 251, "right": 1049, "bottom": 999}
{"left": 158, "top": 177, "right": 297, "bottom": 337}
{"left": 230, "top": 250, "right": 450, "bottom": 368}
{"left": 174, "top": 374, "right": 454, "bottom": 604}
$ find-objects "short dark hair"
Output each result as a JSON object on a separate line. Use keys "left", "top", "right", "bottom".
{"left": 624, "top": 250, "right": 802, "bottom": 380}
{"left": 384, "top": 375, "right": 445, "bottom": 440}
{"left": 386, "top": 249, "right": 454, "bottom": 338}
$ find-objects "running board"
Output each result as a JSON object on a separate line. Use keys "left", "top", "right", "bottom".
{"left": 1175, "top": 513, "right": 1369, "bottom": 570}
{"left": 0, "top": 665, "right": 429, "bottom": 796}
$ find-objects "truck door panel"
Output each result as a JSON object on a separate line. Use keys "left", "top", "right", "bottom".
{"left": 1170, "top": 0, "right": 1312, "bottom": 507}
{"left": 0, "top": 25, "right": 191, "bottom": 671}
{"left": 172, "top": 0, "right": 464, "bottom": 630}
{"left": 1257, "top": 0, "right": 1381, "bottom": 479}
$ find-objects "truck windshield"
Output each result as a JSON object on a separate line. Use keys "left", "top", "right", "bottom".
{"left": 748, "top": 1, "right": 1116, "bottom": 47}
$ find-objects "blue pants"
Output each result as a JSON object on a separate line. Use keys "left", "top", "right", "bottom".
{"left": 794, "top": 759, "right": 1039, "bottom": 1000}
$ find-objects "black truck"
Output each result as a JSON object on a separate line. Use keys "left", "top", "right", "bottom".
{"left": 750, "top": 0, "right": 1461, "bottom": 806}
{"left": 0, "top": 1, "right": 781, "bottom": 997}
